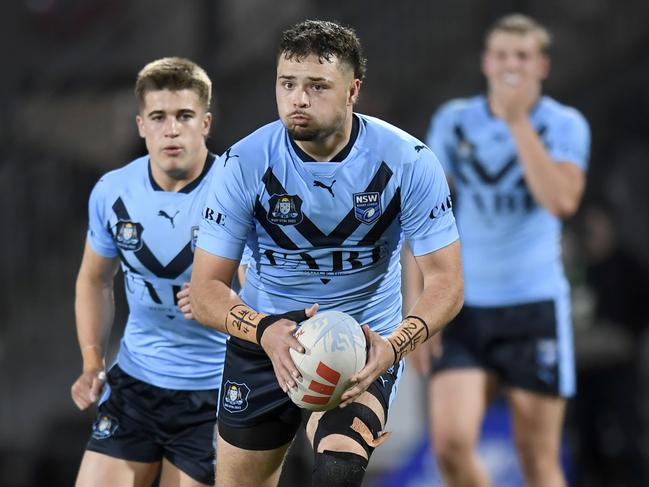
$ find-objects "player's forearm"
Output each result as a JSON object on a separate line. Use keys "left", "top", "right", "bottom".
{"left": 388, "top": 267, "right": 463, "bottom": 363}
{"left": 509, "top": 119, "right": 582, "bottom": 218}
{"left": 190, "top": 278, "right": 269, "bottom": 342}
{"left": 75, "top": 274, "right": 114, "bottom": 372}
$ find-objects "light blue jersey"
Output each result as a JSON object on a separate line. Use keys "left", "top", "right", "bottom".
{"left": 87, "top": 154, "right": 227, "bottom": 390}
{"left": 427, "top": 95, "right": 590, "bottom": 306}
{"left": 198, "top": 114, "right": 458, "bottom": 336}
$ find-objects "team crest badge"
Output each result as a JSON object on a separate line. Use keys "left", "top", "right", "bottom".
{"left": 353, "top": 192, "right": 382, "bottom": 224}
{"left": 191, "top": 226, "right": 199, "bottom": 252}
{"left": 114, "top": 220, "right": 143, "bottom": 251}
{"left": 268, "top": 194, "right": 303, "bottom": 226}
{"left": 91, "top": 414, "right": 119, "bottom": 440}
{"left": 458, "top": 139, "right": 473, "bottom": 158}
{"left": 222, "top": 381, "right": 251, "bottom": 413}
{"left": 536, "top": 339, "right": 558, "bottom": 385}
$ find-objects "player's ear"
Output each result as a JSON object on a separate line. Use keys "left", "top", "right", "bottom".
{"left": 203, "top": 112, "right": 213, "bottom": 136}
{"left": 135, "top": 115, "right": 146, "bottom": 138}
{"left": 348, "top": 79, "right": 362, "bottom": 105}
{"left": 539, "top": 54, "right": 550, "bottom": 80}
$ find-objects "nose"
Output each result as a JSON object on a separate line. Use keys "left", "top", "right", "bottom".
{"left": 165, "top": 116, "right": 180, "bottom": 137}
{"left": 292, "top": 88, "right": 310, "bottom": 108}
{"left": 503, "top": 52, "right": 520, "bottom": 70}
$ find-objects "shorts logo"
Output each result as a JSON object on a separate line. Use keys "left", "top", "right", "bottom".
{"left": 222, "top": 381, "right": 251, "bottom": 413}
{"left": 268, "top": 194, "right": 303, "bottom": 226}
{"left": 353, "top": 192, "right": 381, "bottom": 224}
{"left": 91, "top": 414, "right": 119, "bottom": 440}
{"left": 114, "top": 220, "right": 143, "bottom": 251}
{"left": 191, "top": 226, "right": 199, "bottom": 252}
{"left": 536, "top": 339, "right": 558, "bottom": 385}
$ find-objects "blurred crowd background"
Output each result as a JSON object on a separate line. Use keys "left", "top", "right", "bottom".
{"left": 2, "top": 1, "right": 649, "bottom": 485}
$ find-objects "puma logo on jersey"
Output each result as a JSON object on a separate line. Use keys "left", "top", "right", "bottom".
{"left": 414, "top": 145, "right": 427, "bottom": 153}
{"left": 223, "top": 147, "right": 239, "bottom": 167}
{"left": 313, "top": 179, "right": 336, "bottom": 197}
{"left": 158, "top": 210, "right": 179, "bottom": 228}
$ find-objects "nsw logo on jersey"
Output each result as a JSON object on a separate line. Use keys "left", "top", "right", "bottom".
{"left": 114, "top": 220, "right": 143, "bottom": 251}
{"left": 268, "top": 194, "right": 303, "bottom": 226}
{"left": 353, "top": 192, "right": 382, "bottom": 224}
{"left": 222, "top": 381, "right": 251, "bottom": 413}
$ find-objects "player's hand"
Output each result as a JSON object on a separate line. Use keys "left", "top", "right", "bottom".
{"left": 177, "top": 282, "right": 193, "bottom": 320}
{"left": 491, "top": 74, "right": 538, "bottom": 125}
{"left": 408, "top": 334, "right": 442, "bottom": 376}
{"left": 71, "top": 369, "right": 107, "bottom": 410}
{"left": 260, "top": 304, "right": 319, "bottom": 393}
{"left": 339, "top": 325, "right": 394, "bottom": 407}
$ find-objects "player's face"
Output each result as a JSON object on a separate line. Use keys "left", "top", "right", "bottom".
{"left": 481, "top": 31, "right": 549, "bottom": 91}
{"left": 136, "top": 89, "right": 212, "bottom": 183}
{"left": 276, "top": 53, "right": 360, "bottom": 142}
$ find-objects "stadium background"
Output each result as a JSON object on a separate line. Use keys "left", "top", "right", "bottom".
{"left": 2, "top": 0, "right": 649, "bottom": 485}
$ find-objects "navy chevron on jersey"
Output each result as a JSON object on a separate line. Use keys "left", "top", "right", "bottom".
{"left": 198, "top": 114, "right": 458, "bottom": 336}
{"left": 87, "top": 154, "right": 227, "bottom": 390}
{"left": 427, "top": 95, "right": 590, "bottom": 305}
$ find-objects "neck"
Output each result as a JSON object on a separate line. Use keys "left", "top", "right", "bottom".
{"left": 151, "top": 146, "right": 208, "bottom": 192}
{"left": 294, "top": 110, "right": 354, "bottom": 162}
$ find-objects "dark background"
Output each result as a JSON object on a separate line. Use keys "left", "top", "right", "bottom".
{"left": 2, "top": 1, "right": 649, "bottom": 485}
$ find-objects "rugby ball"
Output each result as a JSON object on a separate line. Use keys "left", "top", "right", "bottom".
{"left": 288, "top": 310, "right": 366, "bottom": 411}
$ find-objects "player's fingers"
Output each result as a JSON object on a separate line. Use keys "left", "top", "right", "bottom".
{"left": 89, "top": 372, "right": 106, "bottom": 402}
{"left": 286, "top": 334, "right": 304, "bottom": 354}
{"left": 278, "top": 351, "right": 299, "bottom": 386}
{"left": 272, "top": 360, "right": 294, "bottom": 393}
{"left": 182, "top": 281, "right": 190, "bottom": 290}
{"left": 71, "top": 386, "right": 90, "bottom": 410}
{"left": 305, "top": 303, "right": 319, "bottom": 318}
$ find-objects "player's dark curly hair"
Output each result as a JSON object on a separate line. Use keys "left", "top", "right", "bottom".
{"left": 278, "top": 20, "right": 367, "bottom": 81}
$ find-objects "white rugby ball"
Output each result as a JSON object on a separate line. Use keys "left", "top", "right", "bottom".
{"left": 288, "top": 310, "right": 366, "bottom": 411}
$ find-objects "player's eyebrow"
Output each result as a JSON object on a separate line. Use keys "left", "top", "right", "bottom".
{"left": 146, "top": 108, "right": 196, "bottom": 117}
{"left": 278, "top": 75, "right": 329, "bottom": 82}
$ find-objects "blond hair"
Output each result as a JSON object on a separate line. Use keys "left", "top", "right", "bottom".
{"left": 134, "top": 57, "right": 212, "bottom": 110}
{"left": 485, "top": 14, "right": 552, "bottom": 54}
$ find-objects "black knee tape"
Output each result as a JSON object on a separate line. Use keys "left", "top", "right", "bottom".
{"left": 312, "top": 450, "right": 367, "bottom": 487}
{"left": 313, "top": 403, "right": 383, "bottom": 458}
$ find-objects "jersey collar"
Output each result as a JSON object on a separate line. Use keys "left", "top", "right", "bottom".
{"left": 289, "top": 114, "right": 360, "bottom": 163}
{"left": 148, "top": 152, "right": 216, "bottom": 194}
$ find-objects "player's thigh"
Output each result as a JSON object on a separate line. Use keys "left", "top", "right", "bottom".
{"left": 507, "top": 387, "right": 566, "bottom": 454}
{"left": 215, "top": 432, "right": 291, "bottom": 487}
{"left": 159, "top": 458, "right": 213, "bottom": 487}
{"left": 75, "top": 450, "right": 160, "bottom": 487}
{"left": 430, "top": 368, "right": 494, "bottom": 443}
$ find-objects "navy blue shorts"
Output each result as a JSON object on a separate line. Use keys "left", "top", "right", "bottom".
{"left": 85, "top": 365, "right": 218, "bottom": 485}
{"left": 433, "top": 299, "right": 576, "bottom": 397}
{"left": 218, "top": 337, "right": 402, "bottom": 450}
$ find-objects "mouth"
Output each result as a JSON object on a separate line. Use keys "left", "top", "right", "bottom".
{"left": 502, "top": 73, "right": 521, "bottom": 86}
{"left": 288, "top": 112, "right": 310, "bottom": 125}
{"left": 163, "top": 145, "right": 183, "bottom": 156}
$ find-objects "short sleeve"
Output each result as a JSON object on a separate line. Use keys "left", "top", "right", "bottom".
{"left": 87, "top": 178, "right": 118, "bottom": 258}
{"left": 549, "top": 109, "right": 590, "bottom": 170}
{"left": 197, "top": 154, "right": 257, "bottom": 260}
{"left": 400, "top": 149, "right": 459, "bottom": 256}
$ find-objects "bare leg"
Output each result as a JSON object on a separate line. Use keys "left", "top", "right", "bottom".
{"left": 430, "top": 369, "right": 494, "bottom": 487}
{"left": 215, "top": 433, "right": 291, "bottom": 487}
{"left": 508, "top": 388, "right": 567, "bottom": 487}
{"left": 75, "top": 450, "right": 160, "bottom": 487}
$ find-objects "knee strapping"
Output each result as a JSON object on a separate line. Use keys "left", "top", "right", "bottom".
{"left": 312, "top": 450, "right": 367, "bottom": 487}
{"left": 313, "top": 403, "right": 390, "bottom": 458}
